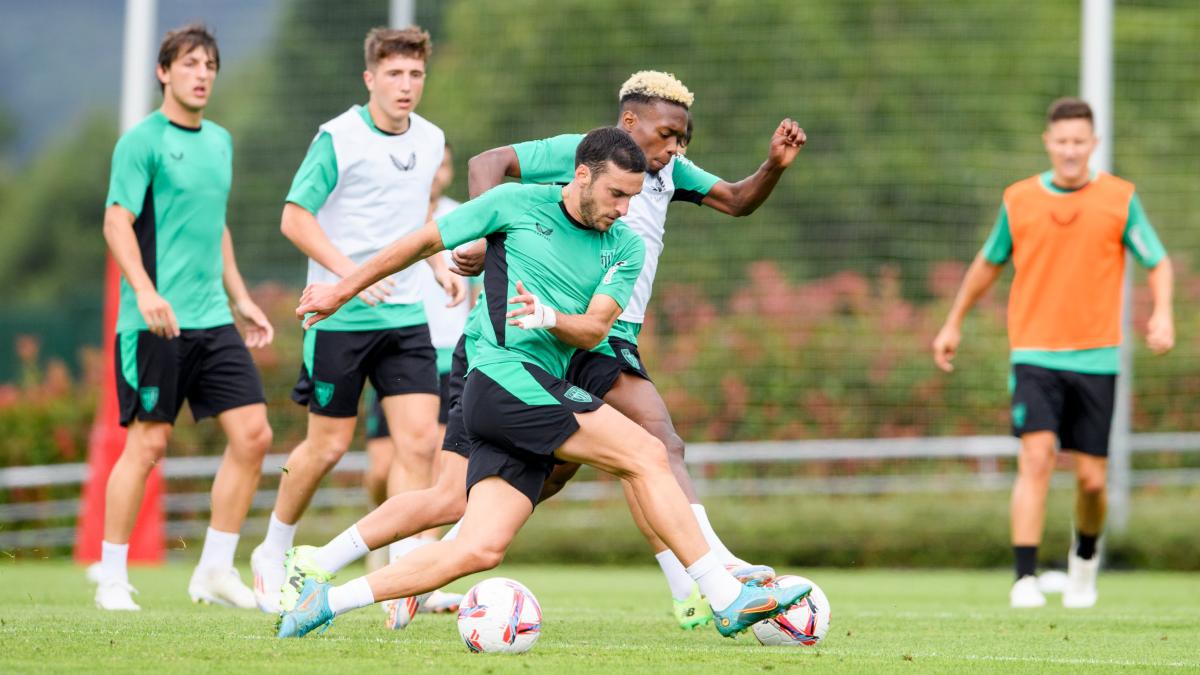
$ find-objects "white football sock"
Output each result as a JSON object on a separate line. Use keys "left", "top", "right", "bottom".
{"left": 441, "top": 520, "right": 463, "bottom": 541}
{"left": 327, "top": 577, "right": 375, "bottom": 616}
{"left": 388, "top": 536, "right": 431, "bottom": 563}
{"left": 655, "top": 549, "right": 697, "bottom": 601}
{"left": 691, "top": 504, "right": 743, "bottom": 566}
{"left": 313, "top": 524, "right": 369, "bottom": 573}
{"left": 262, "top": 512, "right": 297, "bottom": 555}
{"left": 685, "top": 551, "right": 742, "bottom": 612}
{"left": 197, "top": 527, "right": 239, "bottom": 572}
{"left": 100, "top": 540, "right": 129, "bottom": 584}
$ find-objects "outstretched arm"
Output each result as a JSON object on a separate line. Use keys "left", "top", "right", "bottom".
{"left": 297, "top": 221, "right": 445, "bottom": 328}
{"left": 505, "top": 281, "right": 623, "bottom": 350}
{"left": 700, "top": 118, "right": 806, "bottom": 216}
{"left": 932, "top": 253, "right": 1005, "bottom": 372}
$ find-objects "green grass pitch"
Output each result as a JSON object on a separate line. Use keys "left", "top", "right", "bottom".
{"left": 1, "top": 562, "right": 1196, "bottom": 672}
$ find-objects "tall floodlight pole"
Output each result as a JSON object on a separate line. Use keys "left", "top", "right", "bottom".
{"left": 77, "top": 0, "right": 162, "bottom": 564}
{"left": 1082, "top": 0, "right": 1129, "bottom": 532}
{"left": 121, "top": 0, "right": 157, "bottom": 133}
{"left": 391, "top": 0, "right": 415, "bottom": 27}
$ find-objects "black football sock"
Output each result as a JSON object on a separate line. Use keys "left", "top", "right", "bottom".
{"left": 1075, "top": 531, "right": 1099, "bottom": 560}
{"left": 1014, "top": 546, "right": 1038, "bottom": 579}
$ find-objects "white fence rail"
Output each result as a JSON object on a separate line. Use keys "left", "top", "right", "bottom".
{"left": 3, "top": 433, "right": 1198, "bottom": 549}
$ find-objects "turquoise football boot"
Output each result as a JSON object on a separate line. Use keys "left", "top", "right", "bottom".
{"left": 276, "top": 579, "right": 335, "bottom": 638}
{"left": 712, "top": 579, "right": 811, "bottom": 638}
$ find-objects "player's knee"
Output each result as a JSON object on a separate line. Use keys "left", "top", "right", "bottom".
{"left": 310, "top": 439, "right": 350, "bottom": 471}
{"left": 393, "top": 425, "right": 440, "bottom": 460}
{"left": 461, "top": 541, "right": 505, "bottom": 572}
{"left": 233, "top": 422, "right": 273, "bottom": 461}
{"left": 1018, "top": 449, "right": 1055, "bottom": 478}
{"left": 1077, "top": 473, "right": 1107, "bottom": 495}
{"left": 622, "top": 436, "right": 669, "bottom": 480}
{"left": 128, "top": 426, "right": 170, "bottom": 466}
{"left": 433, "top": 490, "right": 466, "bottom": 524}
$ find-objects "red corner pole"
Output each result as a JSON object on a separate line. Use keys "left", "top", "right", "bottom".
{"left": 74, "top": 256, "right": 164, "bottom": 564}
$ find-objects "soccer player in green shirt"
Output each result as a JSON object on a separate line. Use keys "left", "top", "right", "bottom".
{"left": 277, "top": 127, "right": 809, "bottom": 640}
{"left": 96, "top": 24, "right": 275, "bottom": 611}
{"left": 463, "top": 70, "right": 806, "bottom": 627}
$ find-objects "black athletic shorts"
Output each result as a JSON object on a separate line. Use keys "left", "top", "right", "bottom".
{"left": 291, "top": 325, "right": 438, "bottom": 418}
{"left": 565, "top": 336, "right": 651, "bottom": 399}
{"left": 365, "top": 371, "right": 452, "bottom": 440}
{"left": 1011, "top": 364, "right": 1117, "bottom": 457}
{"left": 462, "top": 361, "right": 604, "bottom": 506}
{"left": 115, "top": 324, "right": 266, "bottom": 427}
{"left": 440, "top": 335, "right": 472, "bottom": 458}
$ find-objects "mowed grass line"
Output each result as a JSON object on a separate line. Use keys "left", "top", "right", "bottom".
{"left": 0, "top": 562, "right": 1196, "bottom": 673}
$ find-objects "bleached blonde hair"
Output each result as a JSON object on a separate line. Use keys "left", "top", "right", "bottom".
{"left": 618, "top": 71, "right": 694, "bottom": 109}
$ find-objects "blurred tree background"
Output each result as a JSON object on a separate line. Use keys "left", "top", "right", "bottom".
{"left": 0, "top": 0, "right": 1196, "bottom": 451}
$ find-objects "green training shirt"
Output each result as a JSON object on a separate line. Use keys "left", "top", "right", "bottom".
{"left": 512, "top": 133, "right": 720, "bottom": 344}
{"left": 437, "top": 182, "right": 644, "bottom": 400}
{"left": 106, "top": 110, "right": 234, "bottom": 333}
{"left": 980, "top": 170, "right": 1167, "bottom": 374}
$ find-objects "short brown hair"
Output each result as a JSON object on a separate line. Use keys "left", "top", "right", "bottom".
{"left": 364, "top": 26, "right": 432, "bottom": 70}
{"left": 158, "top": 23, "right": 219, "bottom": 73}
{"left": 1047, "top": 97, "right": 1093, "bottom": 125}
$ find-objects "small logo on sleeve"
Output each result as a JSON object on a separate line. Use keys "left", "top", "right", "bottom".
{"left": 139, "top": 387, "right": 159, "bottom": 413}
{"left": 169, "top": 151, "right": 184, "bottom": 161}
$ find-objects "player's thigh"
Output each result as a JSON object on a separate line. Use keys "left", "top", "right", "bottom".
{"left": 215, "top": 402, "right": 272, "bottom": 453}
{"left": 304, "top": 411, "right": 358, "bottom": 456}
{"left": 602, "top": 370, "right": 679, "bottom": 443}
{"left": 457, "top": 476, "right": 534, "bottom": 553}
{"left": 555, "top": 404, "right": 665, "bottom": 477}
{"left": 379, "top": 393, "right": 440, "bottom": 447}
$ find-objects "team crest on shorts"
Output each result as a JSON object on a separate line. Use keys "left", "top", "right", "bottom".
{"left": 564, "top": 386, "right": 593, "bottom": 404}
{"left": 620, "top": 348, "right": 641, "bottom": 371}
{"left": 138, "top": 386, "right": 159, "bottom": 413}
{"left": 315, "top": 380, "right": 336, "bottom": 407}
{"left": 1012, "top": 402, "right": 1027, "bottom": 429}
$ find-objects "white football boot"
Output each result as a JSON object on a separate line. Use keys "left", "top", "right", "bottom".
{"left": 95, "top": 578, "right": 141, "bottom": 611}
{"left": 1062, "top": 550, "right": 1099, "bottom": 608}
{"left": 250, "top": 544, "right": 285, "bottom": 613}
{"left": 1009, "top": 575, "right": 1046, "bottom": 608}
{"left": 188, "top": 566, "right": 257, "bottom": 609}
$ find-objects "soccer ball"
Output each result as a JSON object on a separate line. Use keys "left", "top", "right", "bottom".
{"left": 751, "top": 575, "right": 831, "bottom": 646}
{"left": 456, "top": 577, "right": 542, "bottom": 654}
